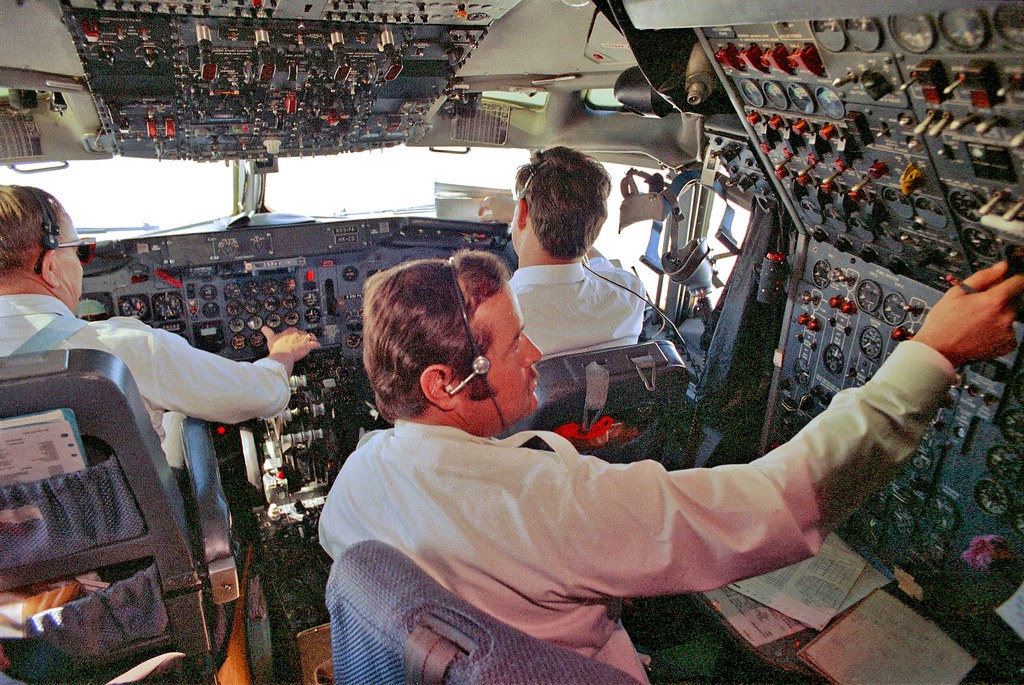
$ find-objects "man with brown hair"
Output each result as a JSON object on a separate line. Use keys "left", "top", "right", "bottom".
{"left": 320, "top": 247, "right": 1024, "bottom": 684}
{"left": 0, "top": 185, "right": 319, "bottom": 446}
{"left": 508, "top": 146, "right": 647, "bottom": 356}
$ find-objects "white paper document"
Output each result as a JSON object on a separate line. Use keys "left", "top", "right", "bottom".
{"left": 728, "top": 533, "right": 869, "bottom": 630}
{"left": 0, "top": 408, "right": 86, "bottom": 486}
{"left": 996, "top": 580, "right": 1024, "bottom": 641}
{"left": 703, "top": 586, "right": 807, "bottom": 647}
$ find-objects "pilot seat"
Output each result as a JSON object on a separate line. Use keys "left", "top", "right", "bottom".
{"left": 0, "top": 348, "right": 238, "bottom": 683}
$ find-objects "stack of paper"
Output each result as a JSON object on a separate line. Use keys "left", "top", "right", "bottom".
{"left": 0, "top": 408, "right": 87, "bottom": 486}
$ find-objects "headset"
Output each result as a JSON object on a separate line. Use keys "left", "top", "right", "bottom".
{"left": 23, "top": 186, "right": 62, "bottom": 251}
{"left": 444, "top": 257, "right": 508, "bottom": 431}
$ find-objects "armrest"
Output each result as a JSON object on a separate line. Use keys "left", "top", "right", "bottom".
{"left": 179, "top": 417, "right": 239, "bottom": 605}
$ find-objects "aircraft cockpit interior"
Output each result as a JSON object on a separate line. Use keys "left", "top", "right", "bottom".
{"left": 1, "top": 0, "right": 1023, "bottom": 682}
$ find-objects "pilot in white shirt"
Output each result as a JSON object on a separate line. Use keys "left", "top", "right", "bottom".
{"left": 507, "top": 146, "right": 646, "bottom": 357}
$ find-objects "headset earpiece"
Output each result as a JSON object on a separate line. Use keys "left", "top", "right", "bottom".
{"left": 23, "top": 186, "right": 61, "bottom": 250}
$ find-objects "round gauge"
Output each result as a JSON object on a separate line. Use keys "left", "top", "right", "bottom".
{"left": 859, "top": 326, "right": 884, "bottom": 360}
{"left": 244, "top": 300, "right": 261, "bottom": 315}
{"left": 225, "top": 299, "right": 243, "bottom": 317}
{"left": 249, "top": 331, "right": 266, "bottom": 348}
{"left": 261, "top": 278, "right": 278, "bottom": 295}
{"left": 305, "top": 308, "right": 322, "bottom": 324}
{"left": 883, "top": 186, "right": 915, "bottom": 220}
{"left": 891, "top": 501, "right": 915, "bottom": 536}
{"left": 242, "top": 281, "right": 260, "bottom": 298}
{"left": 974, "top": 478, "right": 1009, "bottom": 517}
{"left": 265, "top": 312, "right": 283, "bottom": 329}
{"left": 855, "top": 280, "right": 882, "bottom": 313}
{"left": 303, "top": 291, "right": 321, "bottom": 307}
{"left": 282, "top": 293, "right": 299, "bottom": 310}
{"left": 283, "top": 310, "right": 300, "bottom": 326}
{"left": 913, "top": 196, "right": 948, "bottom": 230}
{"left": 342, "top": 265, "right": 361, "bottom": 282}
{"left": 889, "top": 14, "right": 937, "bottom": 53}
{"left": 223, "top": 282, "right": 241, "bottom": 299}
{"left": 995, "top": 3, "right": 1024, "bottom": 48}
{"left": 961, "top": 227, "right": 1000, "bottom": 260}
{"left": 881, "top": 292, "right": 908, "bottom": 325}
{"left": 199, "top": 284, "right": 218, "bottom": 300}
{"left": 844, "top": 17, "right": 884, "bottom": 52}
{"left": 815, "top": 86, "right": 845, "bottom": 119}
{"left": 738, "top": 78, "right": 765, "bottom": 107}
{"left": 118, "top": 294, "right": 150, "bottom": 320}
{"left": 787, "top": 83, "right": 816, "bottom": 114}
{"left": 763, "top": 80, "right": 789, "bottom": 110}
{"left": 999, "top": 409, "right": 1024, "bottom": 441}
{"left": 263, "top": 296, "right": 280, "bottom": 312}
{"left": 230, "top": 334, "right": 247, "bottom": 351}
{"left": 822, "top": 343, "right": 845, "bottom": 376}
{"left": 948, "top": 189, "right": 984, "bottom": 222}
{"left": 228, "top": 317, "right": 245, "bottom": 333}
{"left": 75, "top": 297, "right": 112, "bottom": 321}
{"left": 811, "top": 19, "right": 847, "bottom": 52}
{"left": 986, "top": 445, "right": 1022, "bottom": 483}
{"left": 201, "top": 301, "right": 220, "bottom": 318}
{"left": 281, "top": 276, "right": 297, "bottom": 293}
{"left": 245, "top": 315, "right": 264, "bottom": 330}
{"left": 794, "top": 357, "right": 810, "bottom": 386}
{"left": 152, "top": 292, "right": 184, "bottom": 321}
{"left": 346, "top": 333, "right": 363, "bottom": 349}
{"left": 812, "top": 259, "right": 831, "bottom": 288}
{"left": 939, "top": 9, "right": 990, "bottom": 52}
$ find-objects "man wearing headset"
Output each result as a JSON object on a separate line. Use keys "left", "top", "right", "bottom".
{"left": 319, "top": 248, "right": 1024, "bottom": 684}
{"left": 0, "top": 185, "right": 320, "bottom": 453}
{"left": 508, "top": 146, "right": 648, "bottom": 357}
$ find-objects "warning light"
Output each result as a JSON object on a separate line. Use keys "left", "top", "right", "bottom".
{"left": 306, "top": 270, "right": 315, "bottom": 282}
{"left": 216, "top": 426, "right": 227, "bottom": 435}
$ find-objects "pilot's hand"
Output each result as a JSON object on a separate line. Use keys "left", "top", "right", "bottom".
{"left": 478, "top": 195, "right": 516, "bottom": 224}
{"left": 263, "top": 326, "right": 320, "bottom": 374}
{"left": 914, "top": 261, "right": 1024, "bottom": 368}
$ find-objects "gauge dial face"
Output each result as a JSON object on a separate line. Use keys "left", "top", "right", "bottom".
{"left": 859, "top": 326, "right": 884, "bottom": 360}
{"left": 738, "top": 78, "right": 765, "bottom": 107}
{"left": 812, "top": 260, "right": 831, "bottom": 288}
{"left": 283, "top": 310, "right": 300, "bottom": 326}
{"left": 305, "top": 308, "right": 322, "bottom": 324}
{"left": 822, "top": 343, "right": 845, "bottom": 376}
{"left": 815, "top": 86, "right": 845, "bottom": 119}
{"left": 242, "top": 281, "right": 259, "bottom": 298}
{"left": 282, "top": 294, "right": 299, "bottom": 310}
{"left": 152, "top": 292, "right": 184, "bottom": 321}
{"left": 940, "top": 9, "right": 990, "bottom": 51}
{"left": 855, "top": 280, "right": 883, "bottom": 313}
{"left": 249, "top": 331, "right": 266, "bottom": 348}
{"left": 261, "top": 278, "right": 279, "bottom": 295}
{"left": 245, "top": 315, "right": 264, "bottom": 330}
{"left": 986, "top": 445, "right": 1023, "bottom": 483}
{"left": 881, "top": 292, "right": 908, "bottom": 325}
{"left": 948, "top": 189, "right": 984, "bottom": 222}
{"left": 342, "top": 265, "right": 361, "bottom": 282}
{"left": 118, "top": 294, "right": 150, "bottom": 320}
{"left": 890, "top": 14, "right": 937, "bottom": 53}
{"left": 244, "top": 300, "right": 261, "bottom": 315}
{"left": 844, "top": 17, "right": 883, "bottom": 52}
{"left": 265, "top": 312, "right": 283, "bottom": 329}
{"left": 199, "top": 284, "right": 218, "bottom": 300}
{"left": 787, "top": 83, "right": 816, "bottom": 114}
{"left": 763, "top": 80, "right": 788, "bottom": 110}
{"left": 281, "top": 277, "right": 297, "bottom": 293}
{"left": 974, "top": 478, "right": 1009, "bottom": 516}
{"left": 924, "top": 495, "right": 959, "bottom": 532}
{"left": 225, "top": 299, "right": 243, "bottom": 317}
{"left": 201, "top": 301, "right": 220, "bottom": 318}
{"left": 998, "top": 409, "right": 1024, "bottom": 441}
{"left": 228, "top": 317, "right": 245, "bottom": 333}
{"left": 223, "top": 283, "right": 241, "bottom": 299}
{"left": 303, "top": 291, "right": 321, "bottom": 307}
{"left": 995, "top": 3, "right": 1024, "bottom": 47}
{"left": 811, "top": 19, "right": 847, "bottom": 52}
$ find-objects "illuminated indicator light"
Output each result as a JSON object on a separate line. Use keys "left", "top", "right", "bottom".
{"left": 253, "top": 0, "right": 263, "bottom": 7}
{"left": 201, "top": 60, "right": 218, "bottom": 81}
{"left": 807, "top": 318, "right": 822, "bottom": 332}
{"left": 155, "top": 269, "right": 183, "bottom": 288}
{"left": 384, "top": 61, "right": 403, "bottom": 81}
{"left": 921, "top": 86, "right": 943, "bottom": 104}
{"left": 797, "top": 313, "right": 810, "bottom": 326}
{"left": 971, "top": 90, "right": 994, "bottom": 108}
{"left": 746, "top": 111, "right": 762, "bottom": 126}
{"left": 592, "top": 53, "right": 603, "bottom": 60}
{"left": 841, "top": 301, "right": 857, "bottom": 314}
{"left": 146, "top": 118, "right": 157, "bottom": 138}
{"left": 326, "top": 109, "right": 340, "bottom": 126}
{"left": 768, "top": 114, "right": 784, "bottom": 131}
{"left": 164, "top": 117, "right": 176, "bottom": 137}
{"left": 276, "top": 470, "right": 285, "bottom": 479}
{"left": 285, "top": 92, "right": 298, "bottom": 114}
{"left": 306, "top": 270, "right": 315, "bottom": 281}
{"left": 131, "top": 274, "right": 148, "bottom": 284}
{"left": 217, "top": 426, "right": 227, "bottom": 435}
{"left": 260, "top": 61, "right": 276, "bottom": 81}
{"left": 829, "top": 296, "right": 843, "bottom": 308}
{"left": 82, "top": 18, "right": 100, "bottom": 42}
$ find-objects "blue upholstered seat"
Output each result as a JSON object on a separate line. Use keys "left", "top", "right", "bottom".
{"left": 327, "top": 540, "right": 643, "bottom": 685}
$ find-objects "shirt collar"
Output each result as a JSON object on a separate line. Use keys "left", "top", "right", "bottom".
{"left": 393, "top": 420, "right": 495, "bottom": 445}
{"left": 509, "top": 263, "right": 586, "bottom": 288}
{"left": 0, "top": 293, "right": 75, "bottom": 319}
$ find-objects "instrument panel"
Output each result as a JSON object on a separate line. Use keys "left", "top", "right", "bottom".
{"left": 692, "top": 0, "right": 1024, "bottom": 677}
{"left": 80, "top": 215, "right": 508, "bottom": 360}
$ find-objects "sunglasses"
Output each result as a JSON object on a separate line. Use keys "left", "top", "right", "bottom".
{"left": 33, "top": 236, "right": 97, "bottom": 274}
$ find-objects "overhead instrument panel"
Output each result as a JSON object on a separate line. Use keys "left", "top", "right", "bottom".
{"left": 60, "top": 0, "right": 513, "bottom": 159}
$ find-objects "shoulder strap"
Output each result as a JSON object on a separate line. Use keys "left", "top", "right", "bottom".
{"left": 493, "top": 429, "right": 580, "bottom": 460}
{"left": 12, "top": 316, "right": 88, "bottom": 355}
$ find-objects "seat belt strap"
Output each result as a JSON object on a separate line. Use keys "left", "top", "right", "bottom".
{"left": 11, "top": 315, "right": 88, "bottom": 355}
